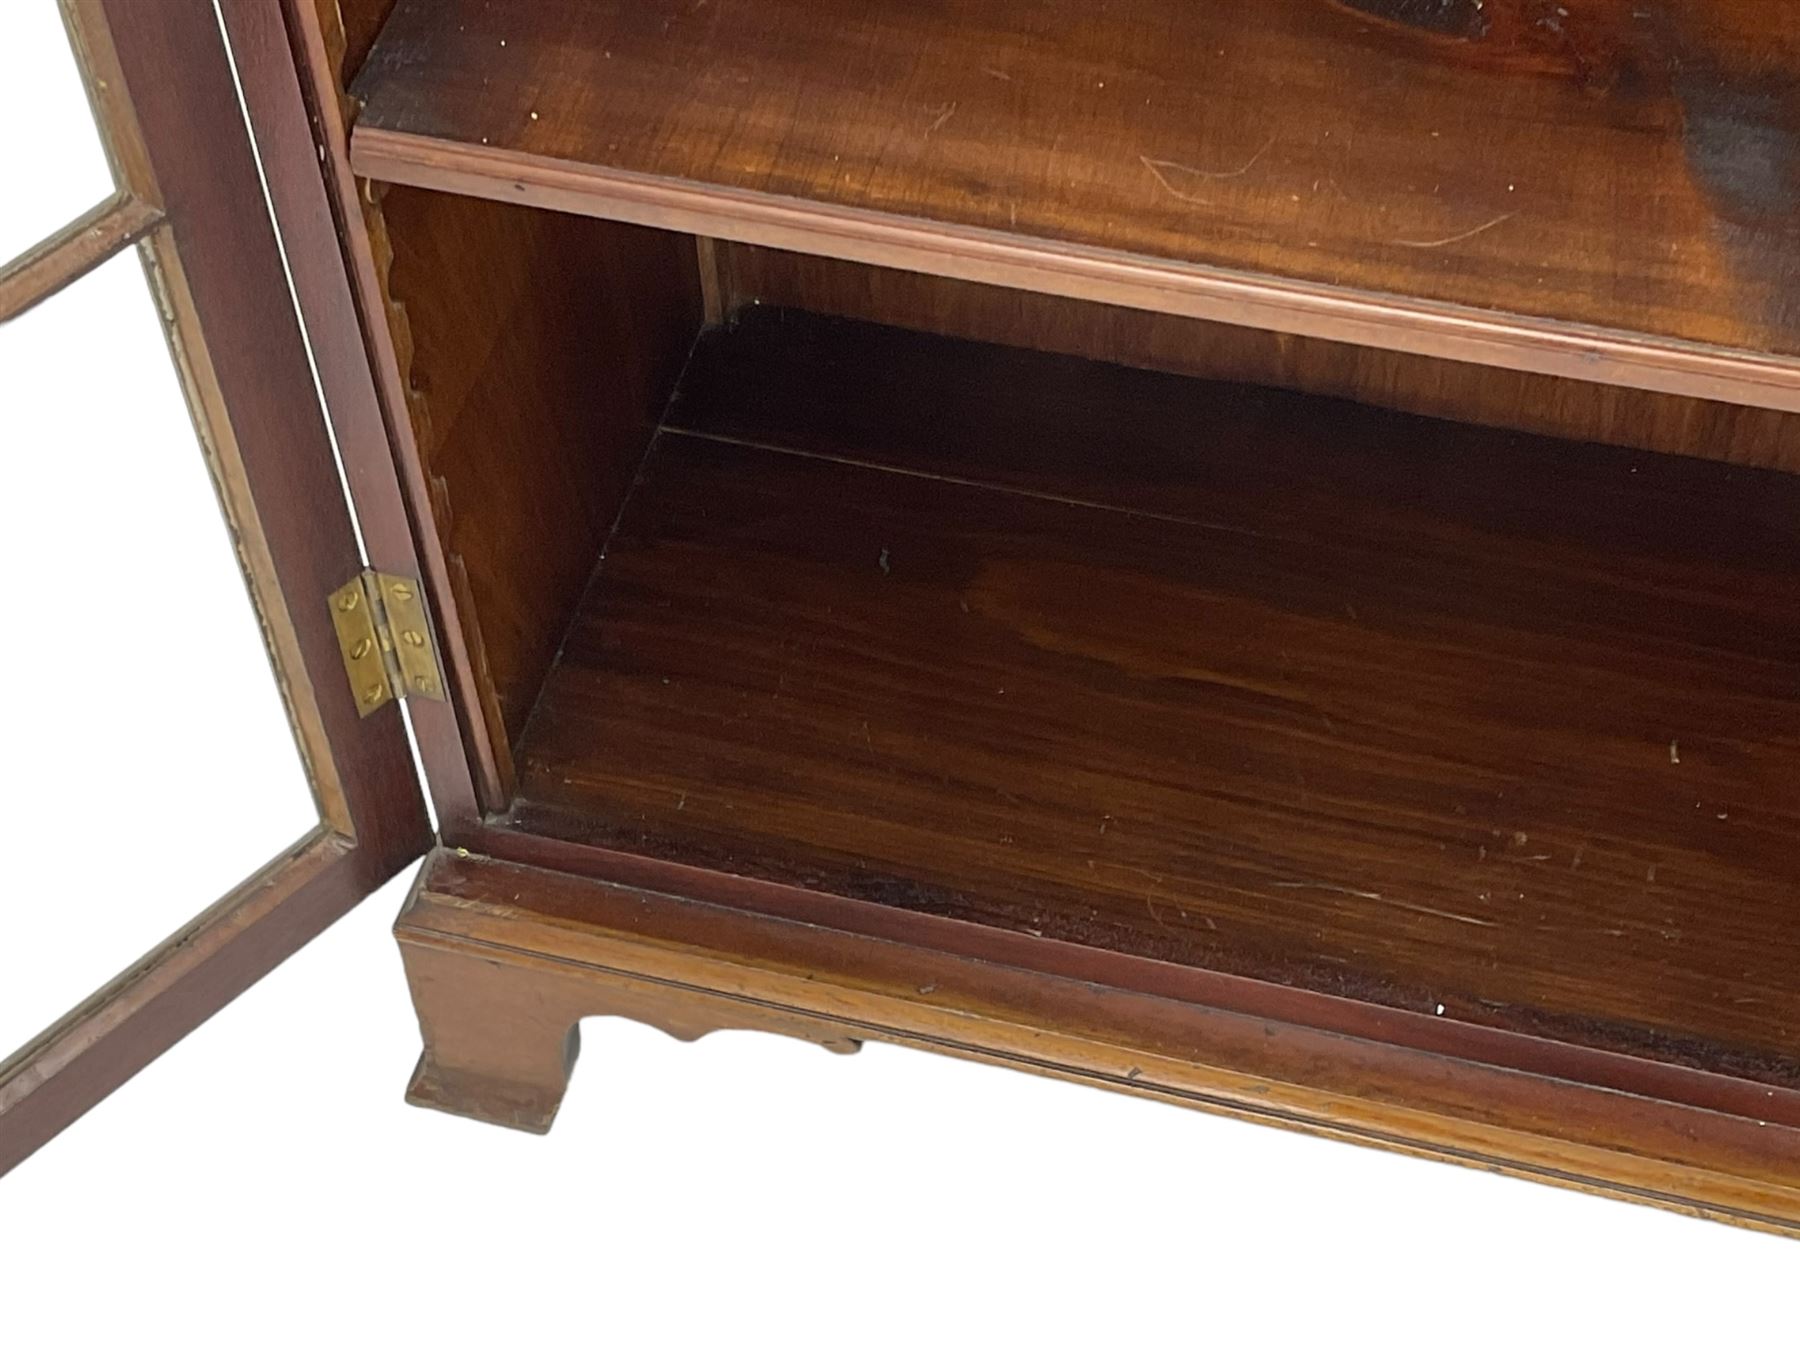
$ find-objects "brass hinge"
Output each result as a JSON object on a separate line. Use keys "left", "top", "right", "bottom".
{"left": 328, "top": 570, "right": 447, "bottom": 717}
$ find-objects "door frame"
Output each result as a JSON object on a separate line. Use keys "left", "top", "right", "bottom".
{"left": 0, "top": 0, "right": 431, "bottom": 1175}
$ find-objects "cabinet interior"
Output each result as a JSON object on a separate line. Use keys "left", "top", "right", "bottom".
{"left": 362, "top": 179, "right": 1800, "bottom": 1088}
{"left": 327, "top": 0, "right": 1800, "bottom": 1110}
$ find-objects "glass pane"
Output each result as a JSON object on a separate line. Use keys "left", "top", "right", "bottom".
{"left": 0, "top": 246, "right": 319, "bottom": 1050}
{"left": 0, "top": 2, "right": 116, "bottom": 266}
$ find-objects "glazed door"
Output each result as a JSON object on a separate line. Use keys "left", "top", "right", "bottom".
{"left": 0, "top": 0, "right": 431, "bottom": 1174}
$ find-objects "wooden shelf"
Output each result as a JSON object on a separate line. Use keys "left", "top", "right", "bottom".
{"left": 510, "top": 309, "right": 1800, "bottom": 1089}
{"left": 349, "top": 0, "right": 1800, "bottom": 411}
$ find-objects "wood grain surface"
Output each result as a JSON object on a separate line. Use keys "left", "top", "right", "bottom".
{"left": 349, "top": 0, "right": 1800, "bottom": 404}
{"left": 511, "top": 310, "right": 1800, "bottom": 1085}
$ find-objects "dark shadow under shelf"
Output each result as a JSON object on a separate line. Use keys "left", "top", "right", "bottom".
{"left": 510, "top": 308, "right": 1800, "bottom": 1085}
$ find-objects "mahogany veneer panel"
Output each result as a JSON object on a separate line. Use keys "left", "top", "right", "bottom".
{"left": 350, "top": 0, "right": 1800, "bottom": 405}
{"left": 512, "top": 311, "right": 1800, "bottom": 1085}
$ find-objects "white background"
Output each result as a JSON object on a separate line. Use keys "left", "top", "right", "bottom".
{"left": 0, "top": 4, "right": 1793, "bottom": 1343}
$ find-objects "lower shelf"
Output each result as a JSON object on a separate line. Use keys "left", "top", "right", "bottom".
{"left": 510, "top": 309, "right": 1800, "bottom": 1096}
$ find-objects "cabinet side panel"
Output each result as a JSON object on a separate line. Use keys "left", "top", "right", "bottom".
{"left": 721, "top": 245, "right": 1800, "bottom": 471}
{"left": 283, "top": 0, "right": 506, "bottom": 819}
{"left": 380, "top": 190, "right": 703, "bottom": 755}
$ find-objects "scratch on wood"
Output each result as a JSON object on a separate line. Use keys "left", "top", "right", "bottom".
{"left": 1272, "top": 881, "right": 1384, "bottom": 900}
{"left": 1272, "top": 881, "right": 1499, "bottom": 929}
{"left": 1384, "top": 898, "right": 1500, "bottom": 928}
{"left": 1392, "top": 211, "right": 1517, "bottom": 250}
{"left": 1141, "top": 156, "right": 1214, "bottom": 206}
{"left": 1141, "top": 136, "right": 1277, "bottom": 205}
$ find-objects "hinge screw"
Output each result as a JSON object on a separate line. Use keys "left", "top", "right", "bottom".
{"left": 338, "top": 590, "right": 361, "bottom": 613}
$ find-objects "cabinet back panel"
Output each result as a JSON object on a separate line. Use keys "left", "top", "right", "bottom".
{"left": 721, "top": 244, "right": 1800, "bottom": 471}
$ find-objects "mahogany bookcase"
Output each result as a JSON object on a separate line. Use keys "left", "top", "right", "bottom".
{"left": 5, "top": 0, "right": 1799, "bottom": 1235}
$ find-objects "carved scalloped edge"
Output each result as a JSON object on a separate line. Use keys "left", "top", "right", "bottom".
{"left": 399, "top": 933, "right": 861, "bottom": 1133}
{"left": 312, "top": 0, "right": 451, "bottom": 544}
{"left": 611, "top": 993, "right": 865, "bottom": 1058}
{"left": 357, "top": 183, "right": 444, "bottom": 520}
